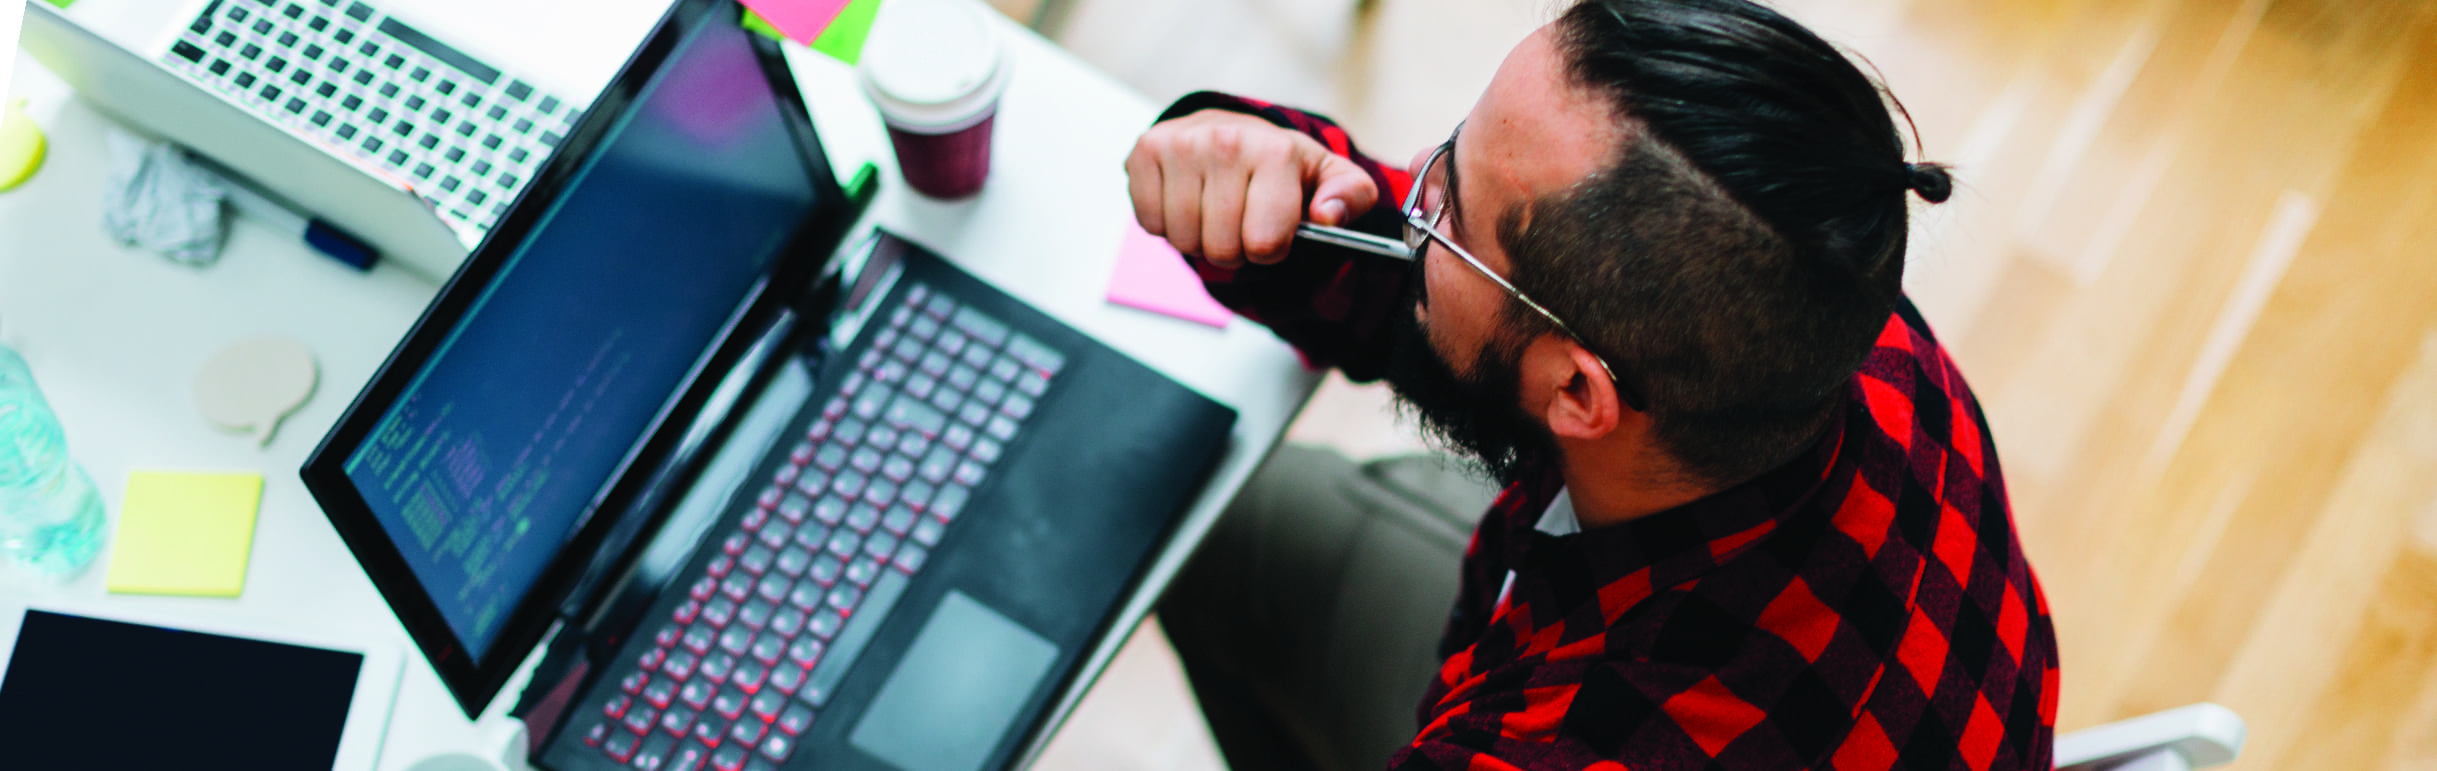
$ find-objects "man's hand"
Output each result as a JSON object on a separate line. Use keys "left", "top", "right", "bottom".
{"left": 1125, "top": 110, "right": 1380, "bottom": 268}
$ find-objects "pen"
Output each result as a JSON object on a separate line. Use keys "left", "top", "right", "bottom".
{"left": 191, "top": 154, "right": 382, "bottom": 271}
{"left": 1295, "top": 222, "right": 1414, "bottom": 261}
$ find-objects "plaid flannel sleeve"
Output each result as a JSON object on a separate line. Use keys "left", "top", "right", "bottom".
{"left": 1149, "top": 92, "right": 1416, "bottom": 382}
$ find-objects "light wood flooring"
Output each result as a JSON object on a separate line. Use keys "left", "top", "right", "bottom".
{"left": 1004, "top": 0, "right": 2437, "bottom": 768}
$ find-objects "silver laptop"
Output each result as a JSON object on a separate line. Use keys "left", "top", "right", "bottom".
{"left": 19, "top": 0, "right": 662, "bottom": 279}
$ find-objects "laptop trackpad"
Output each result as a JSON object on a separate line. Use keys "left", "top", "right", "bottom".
{"left": 848, "top": 591, "right": 1060, "bottom": 771}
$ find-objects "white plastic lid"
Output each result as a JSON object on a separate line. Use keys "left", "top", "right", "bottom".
{"left": 857, "top": 0, "right": 1011, "bottom": 132}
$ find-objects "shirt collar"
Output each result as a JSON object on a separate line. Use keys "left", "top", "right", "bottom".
{"left": 1534, "top": 489, "right": 1581, "bottom": 537}
{"left": 1499, "top": 408, "right": 1851, "bottom": 602}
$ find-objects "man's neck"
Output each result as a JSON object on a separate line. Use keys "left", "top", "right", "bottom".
{"left": 1553, "top": 444, "right": 1716, "bottom": 530}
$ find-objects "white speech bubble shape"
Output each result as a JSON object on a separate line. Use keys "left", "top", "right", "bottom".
{"left": 194, "top": 337, "right": 317, "bottom": 447}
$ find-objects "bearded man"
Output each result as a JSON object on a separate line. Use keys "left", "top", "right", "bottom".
{"left": 1127, "top": 1, "right": 2060, "bottom": 769}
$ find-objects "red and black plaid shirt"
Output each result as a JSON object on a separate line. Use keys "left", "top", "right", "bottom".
{"left": 1158, "top": 93, "right": 2061, "bottom": 771}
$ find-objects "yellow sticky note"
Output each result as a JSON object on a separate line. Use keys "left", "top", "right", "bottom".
{"left": 105, "top": 471, "right": 264, "bottom": 597}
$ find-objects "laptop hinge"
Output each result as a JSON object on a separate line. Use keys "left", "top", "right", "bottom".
{"left": 508, "top": 621, "right": 588, "bottom": 758}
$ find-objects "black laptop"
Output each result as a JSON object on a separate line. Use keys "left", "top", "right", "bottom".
{"left": 298, "top": 3, "right": 1238, "bottom": 770}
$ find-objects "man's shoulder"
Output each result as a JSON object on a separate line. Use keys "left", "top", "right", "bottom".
{"left": 1845, "top": 299, "right": 1993, "bottom": 481}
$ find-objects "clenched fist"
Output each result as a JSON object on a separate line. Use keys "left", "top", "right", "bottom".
{"left": 1124, "top": 110, "right": 1380, "bottom": 268}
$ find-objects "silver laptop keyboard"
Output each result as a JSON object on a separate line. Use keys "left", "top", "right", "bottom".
{"left": 161, "top": 0, "right": 582, "bottom": 239}
{"left": 581, "top": 283, "right": 1067, "bottom": 771}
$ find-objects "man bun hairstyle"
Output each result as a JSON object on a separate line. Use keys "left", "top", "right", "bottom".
{"left": 1908, "top": 162, "right": 1954, "bottom": 203}
{"left": 1504, "top": 0, "right": 1949, "bottom": 487}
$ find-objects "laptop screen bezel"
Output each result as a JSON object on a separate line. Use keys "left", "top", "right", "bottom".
{"left": 299, "top": 0, "right": 857, "bottom": 717}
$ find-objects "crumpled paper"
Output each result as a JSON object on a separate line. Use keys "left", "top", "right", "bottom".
{"left": 101, "top": 130, "right": 228, "bottom": 266}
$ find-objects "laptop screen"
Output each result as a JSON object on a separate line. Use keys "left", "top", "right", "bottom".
{"left": 338, "top": 16, "right": 821, "bottom": 659}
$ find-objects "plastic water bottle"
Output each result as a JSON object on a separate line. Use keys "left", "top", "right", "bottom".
{"left": 0, "top": 344, "right": 105, "bottom": 583}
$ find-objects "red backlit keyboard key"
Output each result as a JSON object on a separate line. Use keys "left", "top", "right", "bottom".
{"left": 719, "top": 573, "right": 753, "bottom": 602}
{"left": 712, "top": 686, "right": 749, "bottom": 721}
{"left": 622, "top": 705, "right": 658, "bottom": 735}
{"left": 776, "top": 703, "right": 814, "bottom": 736}
{"left": 727, "top": 718, "right": 767, "bottom": 749}
{"left": 730, "top": 660, "right": 768, "bottom": 692}
{"left": 679, "top": 680, "right": 715, "bottom": 711}
{"left": 718, "top": 626, "right": 752, "bottom": 656}
{"left": 703, "top": 598, "right": 737, "bottom": 627}
{"left": 786, "top": 637, "right": 825, "bottom": 667}
{"left": 760, "top": 731, "right": 796, "bottom": 762}
{"left": 633, "top": 733, "right": 673, "bottom": 770}
{"left": 767, "top": 663, "right": 806, "bottom": 695}
{"left": 700, "top": 652, "right": 737, "bottom": 683}
{"left": 755, "top": 522, "right": 790, "bottom": 550}
{"left": 749, "top": 633, "right": 785, "bottom": 666}
{"left": 845, "top": 558, "right": 881, "bottom": 586}
{"left": 670, "top": 740, "right": 711, "bottom": 771}
{"left": 749, "top": 689, "right": 787, "bottom": 722}
{"left": 659, "top": 706, "right": 697, "bottom": 737}
{"left": 642, "top": 678, "right": 678, "bottom": 710}
{"left": 681, "top": 624, "right": 715, "bottom": 655}
{"left": 692, "top": 716, "right": 728, "bottom": 748}
{"left": 602, "top": 729, "right": 639, "bottom": 763}
{"left": 663, "top": 651, "right": 700, "bottom": 680}
{"left": 740, "top": 546, "right": 775, "bottom": 575}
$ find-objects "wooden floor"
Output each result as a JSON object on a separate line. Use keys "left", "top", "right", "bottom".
{"left": 1000, "top": 0, "right": 2437, "bottom": 768}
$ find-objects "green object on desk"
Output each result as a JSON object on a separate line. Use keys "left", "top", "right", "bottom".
{"left": 810, "top": 0, "right": 882, "bottom": 65}
{"left": 104, "top": 471, "right": 264, "bottom": 597}
{"left": 0, "top": 99, "right": 47, "bottom": 192}
{"left": 742, "top": 9, "right": 786, "bottom": 41}
{"left": 741, "top": 0, "right": 882, "bottom": 65}
{"left": 846, "top": 161, "right": 879, "bottom": 204}
{"left": 40, "top": 0, "right": 75, "bottom": 8}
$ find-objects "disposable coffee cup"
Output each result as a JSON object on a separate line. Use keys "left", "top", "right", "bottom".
{"left": 858, "top": 0, "right": 1013, "bottom": 200}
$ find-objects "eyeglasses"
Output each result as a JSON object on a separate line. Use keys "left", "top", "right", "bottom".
{"left": 1401, "top": 127, "right": 1649, "bottom": 412}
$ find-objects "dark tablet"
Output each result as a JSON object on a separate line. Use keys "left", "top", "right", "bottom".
{"left": 0, "top": 607, "right": 402, "bottom": 770}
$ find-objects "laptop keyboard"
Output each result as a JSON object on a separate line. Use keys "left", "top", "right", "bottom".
{"left": 579, "top": 283, "right": 1067, "bottom": 771}
{"left": 160, "top": 0, "right": 582, "bottom": 240}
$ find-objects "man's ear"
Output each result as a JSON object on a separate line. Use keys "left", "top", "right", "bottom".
{"left": 1534, "top": 338, "right": 1623, "bottom": 440}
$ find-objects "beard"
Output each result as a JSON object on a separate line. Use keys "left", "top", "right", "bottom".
{"left": 1381, "top": 292, "right": 1562, "bottom": 486}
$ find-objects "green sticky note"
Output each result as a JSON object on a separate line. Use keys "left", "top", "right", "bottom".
{"left": 42, "top": 0, "right": 75, "bottom": 8}
{"left": 742, "top": 9, "right": 786, "bottom": 42}
{"left": 810, "top": 0, "right": 882, "bottom": 65}
{"left": 105, "top": 471, "right": 263, "bottom": 597}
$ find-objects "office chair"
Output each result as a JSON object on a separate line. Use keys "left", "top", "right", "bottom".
{"left": 2054, "top": 703, "right": 2246, "bottom": 771}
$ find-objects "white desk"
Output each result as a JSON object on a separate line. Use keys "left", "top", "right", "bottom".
{"left": 0, "top": 8, "right": 1320, "bottom": 767}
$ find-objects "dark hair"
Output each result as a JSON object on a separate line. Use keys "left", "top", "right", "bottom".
{"left": 1505, "top": 0, "right": 1951, "bottom": 487}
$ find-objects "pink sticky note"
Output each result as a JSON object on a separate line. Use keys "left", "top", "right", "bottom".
{"left": 1108, "top": 222, "right": 1234, "bottom": 328}
{"left": 737, "top": 0, "right": 855, "bottom": 45}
